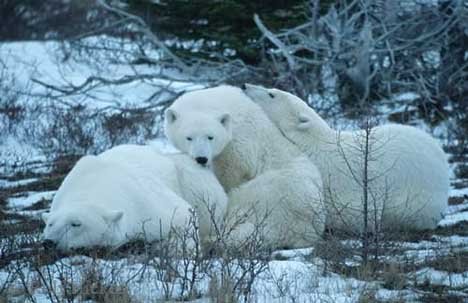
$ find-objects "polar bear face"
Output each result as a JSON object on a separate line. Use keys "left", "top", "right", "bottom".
{"left": 164, "top": 109, "right": 231, "bottom": 166}
{"left": 42, "top": 207, "right": 123, "bottom": 251}
{"left": 242, "top": 84, "right": 331, "bottom": 144}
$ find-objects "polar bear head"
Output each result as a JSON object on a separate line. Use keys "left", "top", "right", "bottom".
{"left": 42, "top": 206, "right": 123, "bottom": 251}
{"left": 242, "top": 84, "right": 332, "bottom": 145}
{"left": 164, "top": 107, "right": 231, "bottom": 167}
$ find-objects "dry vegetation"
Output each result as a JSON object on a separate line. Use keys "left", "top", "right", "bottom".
{"left": 0, "top": 144, "right": 467, "bottom": 302}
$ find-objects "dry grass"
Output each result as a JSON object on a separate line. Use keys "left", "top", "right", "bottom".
{"left": 208, "top": 274, "right": 238, "bottom": 303}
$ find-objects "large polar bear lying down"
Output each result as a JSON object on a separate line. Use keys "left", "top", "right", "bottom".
{"left": 243, "top": 84, "right": 449, "bottom": 232}
{"left": 165, "top": 85, "right": 325, "bottom": 248}
{"left": 42, "top": 145, "right": 227, "bottom": 251}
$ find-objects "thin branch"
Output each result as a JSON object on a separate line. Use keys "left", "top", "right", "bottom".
{"left": 96, "top": 0, "right": 190, "bottom": 71}
{"left": 254, "top": 14, "right": 296, "bottom": 71}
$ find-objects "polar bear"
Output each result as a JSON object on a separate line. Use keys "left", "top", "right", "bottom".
{"left": 168, "top": 152, "right": 228, "bottom": 245}
{"left": 42, "top": 145, "right": 227, "bottom": 251}
{"left": 99, "top": 145, "right": 228, "bottom": 245}
{"left": 164, "top": 85, "right": 325, "bottom": 248}
{"left": 243, "top": 84, "right": 449, "bottom": 232}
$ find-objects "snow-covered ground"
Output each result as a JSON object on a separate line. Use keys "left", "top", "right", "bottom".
{"left": 0, "top": 158, "right": 466, "bottom": 302}
{"left": 0, "top": 37, "right": 203, "bottom": 110}
{"left": 0, "top": 37, "right": 204, "bottom": 174}
{"left": 8, "top": 191, "right": 56, "bottom": 210}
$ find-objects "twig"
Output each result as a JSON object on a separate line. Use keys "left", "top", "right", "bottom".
{"left": 253, "top": 14, "right": 296, "bottom": 71}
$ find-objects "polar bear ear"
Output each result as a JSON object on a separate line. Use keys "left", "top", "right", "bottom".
{"left": 165, "top": 109, "right": 178, "bottom": 124}
{"left": 42, "top": 212, "right": 50, "bottom": 223}
{"left": 297, "top": 114, "right": 312, "bottom": 130}
{"left": 104, "top": 210, "right": 124, "bottom": 223}
{"left": 219, "top": 113, "right": 231, "bottom": 130}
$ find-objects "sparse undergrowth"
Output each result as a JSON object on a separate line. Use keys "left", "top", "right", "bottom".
{"left": 0, "top": 157, "right": 468, "bottom": 302}
{"left": 0, "top": 148, "right": 467, "bottom": 302}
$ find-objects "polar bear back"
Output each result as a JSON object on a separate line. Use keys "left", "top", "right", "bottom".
{"left": 48, "top": 146, "right": 194, "bottom": 247}
{"left": 96, "top": 146, "right": 194, "bottom": 232}
{"left": 372, "top": 124, "right": 449, "bottom": 228}
{"left": 99, "top": 144, "right": 182, "bottom": 196}
{"left": 243, "top": 85, "right": 449, "bottom": 231}
{"left": 97, "top": 146, "right": 227, "bottom": 244}
{"left": 52, "top": 145, "right": 184, "bottom": 210}
{"left": 324, "top": 124, "right": 449, "bottom": 229}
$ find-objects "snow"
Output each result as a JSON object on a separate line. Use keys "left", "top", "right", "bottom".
{"left": 444, "top": 204, "right": 468, "bottom": 217}
{"left": 392, "top": 92, "right": 420, "bottom": 102}
{"left": 271, "top": 247, "right": 315, "bottom": 261}
{"left": 1, "top": 37, "right": 203, "bottom": 110}
{"left": 422, "top": 50, "right": 441, "bottom": 68}
{"left": 255, "top": 260, "right": 371, "bottom": 303}
{"left": 432, "top": 235, "right": 468, "bottom": 247}
{"left": 450, "top": 187, "right": 468, "bottom": 198}
{"left": 0, "top": 178, "right": 38, "bottom": 189}
{"left": 8, "top": 190, "right": 55, "bottom": 209}
{"left": 0, "top": 37, "right": 205, "bottom": 171}
{"left": 411, "top": 268, "right": 468, "bottom": 288}
{"left": 388, "top": 235, "right": 468, "bottom": 264}
{"left": 375, "top": 289, "right": 421, "bottom": 302}
{"left": 0, "top": 136, "right": 48, "bottom": 175}
{"left": 438, "top": 211, "right": 468, "bottom": 227}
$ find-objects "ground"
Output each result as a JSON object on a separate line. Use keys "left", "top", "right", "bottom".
{"left": 0, "top": 140, "right": 467, "bottom": 302}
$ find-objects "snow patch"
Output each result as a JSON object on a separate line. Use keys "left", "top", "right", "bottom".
{"left": 0, "top": 178, "right": 38, "bottom": 189}
{"left": 412, "top": 268, "right": 468, "bottom": 288}
{"left": 450, "top": 187, "right": 468, "bottom": 198}
{"left": 438, "top": 211, "right": 468, "bottom": 227}
{"left": 8, "top": 191, "right": 56, "bottom": 209}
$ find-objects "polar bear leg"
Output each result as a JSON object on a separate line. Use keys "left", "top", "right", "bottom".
{"left": 226, "top": 168, "right": 325, "bottom": 248}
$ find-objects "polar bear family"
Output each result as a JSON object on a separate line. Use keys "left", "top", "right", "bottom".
{"left": 43, "top": 85, "right": 449, "bottom": 251}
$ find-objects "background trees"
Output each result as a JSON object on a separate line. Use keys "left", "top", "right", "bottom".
{"left": 0, "top": 0, "right": 466, "bottom": 163}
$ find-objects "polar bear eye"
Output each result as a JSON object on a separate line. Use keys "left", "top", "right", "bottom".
{"left": 71, "top": 222, "right": 81, "bottom": 228}
{"left": 268, "top": 92, "right": 275, "bottom": 98}
{"left": 208, "top": 136, "right": 214, "bottom": 141}
{"left": 186, "top": 137, "right": 192, "bottom": 141}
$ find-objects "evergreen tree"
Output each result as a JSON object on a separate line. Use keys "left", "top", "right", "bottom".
{"left": 124, "top": 0, "right": 309, "bottom": 64}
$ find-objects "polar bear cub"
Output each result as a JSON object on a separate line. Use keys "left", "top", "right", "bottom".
{"left": 165, "top": 85, "right": 325, "bottom": 248}
{"left": 42, "top": 145, "right": 227, "bottom": 251}
{"left": 243, "top": 84, "right": 449, "bottom": 232}
{"left": 99, "top": 145, "right": 228, "bottom": 245}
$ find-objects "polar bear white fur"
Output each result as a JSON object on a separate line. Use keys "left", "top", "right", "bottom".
{"left": 165, "top": 85, "right": 325, "bottom": 248}
{"left": 168, "top": 152, "right": 228, "bottom": 244}
{"left": 243, "top": 84, "right": 449, "bottom": 232}
{"left": 99, "top": 145, "right": 228, "bottom": 244}
{"left": 42, "top": 145, "right": 227, "bottom": 251}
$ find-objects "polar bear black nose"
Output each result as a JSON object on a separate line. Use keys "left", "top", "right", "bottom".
{"left": 42, "top": 239, "right": 57, "bottom": 250}
{"left": 195, "top": 157, "right": 208, "bottom": 165}
{"left": 241, "top": 83, "right": 247, "bottom": 90}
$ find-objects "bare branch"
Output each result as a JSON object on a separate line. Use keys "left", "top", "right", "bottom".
{"left": 254, "top": 14, "right": 296, "bottom": 71}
